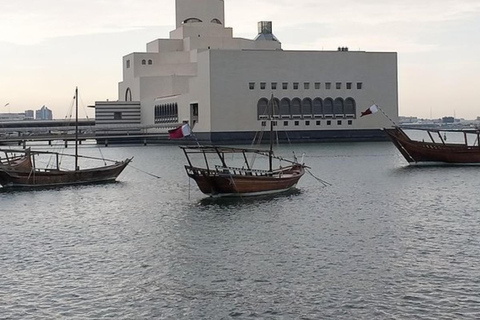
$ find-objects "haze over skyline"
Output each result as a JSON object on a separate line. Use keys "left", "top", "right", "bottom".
{"left": 1, "top": 0, "right": 479, "bottom": 119}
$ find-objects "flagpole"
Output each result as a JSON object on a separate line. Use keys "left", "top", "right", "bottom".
{"left": 188, "top": 123, "right": 201, "bottom": 147}
{"left": 372, "top": 102, "right": 397, "bottom": 127}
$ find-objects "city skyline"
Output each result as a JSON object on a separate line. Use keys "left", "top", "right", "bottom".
{"left": 1, "top": 0, "right": 479, "bottom": 119}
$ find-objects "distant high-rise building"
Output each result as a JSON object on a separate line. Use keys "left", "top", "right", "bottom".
{"left": 25, "top": 110, "right": 34, "bottom": 120}
{"left": 36, "top": 106, "right": 53, "bottom": 120}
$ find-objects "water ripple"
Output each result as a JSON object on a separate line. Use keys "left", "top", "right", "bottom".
{"left": 1, "top": 143, "right": 480, "bottom": 319}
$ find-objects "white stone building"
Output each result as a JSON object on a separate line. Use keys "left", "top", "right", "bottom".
{"left": 95, "top": 0, "right": 398, "bottom": 143}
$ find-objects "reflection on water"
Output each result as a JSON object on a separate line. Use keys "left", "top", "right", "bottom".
{"left": 1, "top": 142, "right": 480, "bottom": 319}
{"left": 197, "top": 188, "right": 302, "bottom": 208}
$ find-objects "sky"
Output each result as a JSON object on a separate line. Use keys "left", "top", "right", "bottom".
{"left": 1, "top": 0, "right": 480, "bottom": 119}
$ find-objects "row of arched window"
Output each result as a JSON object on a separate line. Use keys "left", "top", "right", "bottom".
{"left": 183, "top": 18, "right": 223, "bottom": 25}
{"left": 154, "top": 103, "right": 178, "bottom": 124}
{"left": 257, "top": 97, "right": 357, "bottom": 119}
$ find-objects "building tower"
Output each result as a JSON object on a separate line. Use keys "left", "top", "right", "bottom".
{"left": 175, "top": 0, "right": 225, "bottom": 28}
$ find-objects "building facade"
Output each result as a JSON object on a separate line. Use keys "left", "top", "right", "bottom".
{"left": 96, "top": 0, "right": 398, "bottom": 143}
{"left": 0, "top": 113, "right": 26, "bottom": 122}
{"left": 25, "top": 110, "right": 34, "bottom": 120}
{"left": 36, "top": 106, "right": 53, "bottom": 120}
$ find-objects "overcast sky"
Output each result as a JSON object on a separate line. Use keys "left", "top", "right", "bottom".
{"left": 1, "top": 0, "right": 480, "bottom": 119}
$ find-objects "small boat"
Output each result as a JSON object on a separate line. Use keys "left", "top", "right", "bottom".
{"left": 0, "top": 88, "right": 132, "bottom": 189}
{"left": 182, "top": 145, "right": 305, "bottom": 197}
{"left": 180, "top": 95, "right": 307, "bottom": 197}
{"left": 384, "top": 126, "right": 480, "bottom": 164}
{"left": 0, "top": 148, "right": 131, "bottom": 188}
{"left": 0, "top": 149, "right": 32, "bottom": 170}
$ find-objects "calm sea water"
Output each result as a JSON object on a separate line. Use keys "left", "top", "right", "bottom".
{"left": 1, "top": 141, "right": 480, "bottom": 319}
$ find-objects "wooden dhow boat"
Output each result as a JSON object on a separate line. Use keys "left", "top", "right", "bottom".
{"left": 384, "top": 126, "right": 480, "bottom": 164}
{"left": 0, "top": 148, "right": 131, "bottom": 188}
{"left": 179, "top": 95, "right": 307, "bottom": 197}
{"left": 182, "top": 145, "right": 306, "bottom": 197}
{"left": 0, "top": 88, "right": 132, "bottom": 189}
{"left": 0, "top": 148, "right": 32, "bottom": 170}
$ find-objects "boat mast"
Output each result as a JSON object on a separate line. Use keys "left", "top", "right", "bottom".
{"left": 75, "top": 87, "right": 79, "bottom": 171}
{"left": 269, "top": 95, "right": 274, "bottom": 172}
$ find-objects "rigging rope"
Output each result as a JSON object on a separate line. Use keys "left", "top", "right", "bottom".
{"left": 128, "top": 163, "right": 162, "bottom": 179}
{"left": 306, "top": 168, "right": 332, "bottom": 187}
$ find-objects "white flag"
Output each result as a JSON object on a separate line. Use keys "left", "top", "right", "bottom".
{"left": 361, "top": 104, "right": 379, "bottom": 117}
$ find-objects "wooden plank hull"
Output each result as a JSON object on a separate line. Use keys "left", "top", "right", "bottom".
{"left": 384, "top": 128, "right": 480, "bottom": 164}
{"left": 0, "top": 155, "right": 32, "bottom": 170}
{"left": 187, "top": 165, "right": 305, "bottom": 197}
{"left": 0, "top": 160, "right": 131, "bottom": 188}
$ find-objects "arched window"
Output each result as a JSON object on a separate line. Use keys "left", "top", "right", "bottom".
{"left": 211, "top": 18, "right": 222, "bottom": 25}
{"left": 142, "top": 59, "right": 146, "bottom": 65}
{"left": 313, "top": 98, "right": 323, "bottom": 118}
{"left": 257, "top": 98, "right": 269, "bottom": 119}
{"left": 280, "top": 98, "right": 291, "bottom": 118}
{"left": 302, "top": 98, "right": 313, "bottom": 118}
{"left": 271, "top": 98, "right": 278, "bottom": 117}
{"left": 345, "top": 98, "right": 356, "bottom": 118}
{"left": 183, "top": 18, "right": 203, "bottom": 24}
{"left": 291, "top": 98, "right": 302, "bottom": 118}
{"left": 125, "top": 88, "right": 132, "bottom": 102}
{"left": 324, "top": 98, "right": 334, "bottom": 117}
{"left": 148, "top": 60, "right": 153, "bottom": 65}
{"left": 334, "top": 98, "right": 344, "bottom": 118}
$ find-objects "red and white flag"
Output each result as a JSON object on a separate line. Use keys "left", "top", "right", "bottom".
{"left": 168, "top": 124, "right": 191, "bottom": 139}
{"left": 360, "top": 104, "right": 379, "bottom": 117}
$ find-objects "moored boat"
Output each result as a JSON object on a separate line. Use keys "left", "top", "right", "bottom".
{"left": 384, "top": 126, "right": 480, "bottom": 164}
{"left": 179, "top": 95, "right": 308, "bottom": 197}
{"left": 0, "top": 88, "right": 132, "bottom": 189}
{"left": 182, "top": 145, "right": 305, "bottom": 197}
{"left": 0, "top": 149, "right": 131, "bottom": 188}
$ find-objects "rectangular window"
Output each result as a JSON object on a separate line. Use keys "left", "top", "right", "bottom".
{"left": 272, "top": 121, "right": 277, "bottom": 126}
{"left": 295, "top": 121, "right": 299, "bottom": 126}
{"left": 315, "top": 82, "right": 321, "bottom": 89}
{"left": 192, "top": 104, "right": 199, "bottom": 116}
{"left": 282, "top": 82, "right": 288, "bottom": 90}
{"left": 261, "top": 121, "right": 266, "bottom": 127}
{"left": 284, "top": 121, "right": 289, "bottom": 126}
{"left": 271, "top": 82, "right": 277, "bottom": 90}
{"left": 305, "top": 121, "right": 310, "bottom": 126}
{"left": 316, "top": 120, "right": 321, "bottom": 126}
{"left": 357, "top": 82, "right": 363, "bottom": 89}
{"left": 304, "top": 82, "right": 310, "bottom": 90}
{"left": 114, "top": 112, "right": 122, "bottom": 120}
{"left": 336, "top": 82, "right": 342, "bottom": 89}
{"left": 126, "top": 60, "right": 130, "bottom": 68}
{"left": 346, "top": 82, "right": 352, "bottom": 89}
{"left": 348, "top": 120, "right": 353, "bottom": 125}
{"left": 260, "top": 82, "right": 266, "bottom": 90}
{"left": 325, "top": 82, "right": 331, "bottom": 90}
{"left": 327, "top": 120, "right": 331, "bottom": 125}
{"left": 249, "top": 82, "right": 255, "bottom": 90}
{"left": 337, "top": 120, "right": 342, "bottom": 125}
{"left": 293, "top": 82, "right": 299, "bottom": 90}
